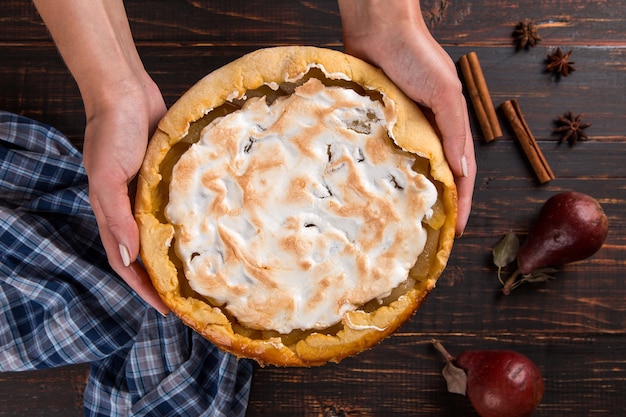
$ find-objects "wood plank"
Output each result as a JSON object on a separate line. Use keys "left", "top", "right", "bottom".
{"left": 0, "top": 0, "right": 343, "bottom": 44}
{"left": 429, "top": 0, "right": 626, "bottom": 45}
{"left": 4, "top": 0, "right": 626, "bottom": 45}
{"left": 246, "top": 334, "right": 626, "bottom": 416}
{"left": 0, "top": 365, "right": 88, "bottom": 416}
{"left": 0, "top": 1, "right": 49, "bottom": 42}
{"left": 0, "top": 46, "right": 83, "bottom": 146}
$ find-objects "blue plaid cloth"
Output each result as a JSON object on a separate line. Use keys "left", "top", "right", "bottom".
{"left": 0, "top": 111, "right": 253, "bottom": 416}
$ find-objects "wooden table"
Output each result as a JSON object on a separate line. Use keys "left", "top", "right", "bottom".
{"left": 2, "top": 1, "right": 625, "bottom": 415}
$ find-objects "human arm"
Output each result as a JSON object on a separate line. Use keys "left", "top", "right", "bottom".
{"left": 32, "top": 0, "right": 169, "bottom": 314}
{"left": 338, "top": 0, "right": 475, "bottom": 236}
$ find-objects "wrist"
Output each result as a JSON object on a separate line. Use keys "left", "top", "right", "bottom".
{"left": 80, "top": 69, "right": 155, "bottom": 121}
{"left": 338, "top": 0, "right": 427, "bottom": 63}
{"left": 339, "top": 0, "right": 425, "bottom": 36}
{"left": 33, "top": 0, "right": 152, "bottom": 119}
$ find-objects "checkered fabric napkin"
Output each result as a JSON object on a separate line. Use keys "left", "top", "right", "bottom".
{"left": 0, "top": 111, "right": 252, "bottom": 416}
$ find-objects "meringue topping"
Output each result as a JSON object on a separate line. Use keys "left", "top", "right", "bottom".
{"left": 165, "top": 76, "right": 437, "bottom": 334}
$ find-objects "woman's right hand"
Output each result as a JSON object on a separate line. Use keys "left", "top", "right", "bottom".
{"left": 338, "top": 0, "right": 476, "bottom": 236}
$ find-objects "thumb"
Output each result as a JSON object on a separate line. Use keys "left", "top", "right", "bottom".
{"left": 90, "top": 184, "right": 170, "bottom": 316}
{"left": 433, "top": 94, "right": 471, "bottom": 180}
{"left": 431, "top": 94, "right": 475, "bottom": 236}
{"left": 90, "top": 174, "right": 140, "bottom": 264}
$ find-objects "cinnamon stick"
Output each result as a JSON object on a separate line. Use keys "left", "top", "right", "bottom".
{"left": 501, "top": 99, "right": 555, "bottom": 184}
{"left": 459, "top": 52, "right": 502, "bottom": 142}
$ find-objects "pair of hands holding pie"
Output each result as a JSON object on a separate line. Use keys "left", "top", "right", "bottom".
{"left": 33, "top": 0, "right": 475, "bottom": 314}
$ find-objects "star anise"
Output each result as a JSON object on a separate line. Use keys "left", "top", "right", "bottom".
{"left": 513, "top": 19, "right": 541, "bottom": 50}
{"left": 554, "top": 111, "right": 591, "bottom": 145}
{"left": 546, "top": 48, "right": 575, "bottom": 77}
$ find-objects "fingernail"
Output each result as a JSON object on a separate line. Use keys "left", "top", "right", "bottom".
{"left": 119, "top": 243, "right": 131, "bottom": 267}
{"left": 461, "top": 155, "right": 469, "bottom": 178}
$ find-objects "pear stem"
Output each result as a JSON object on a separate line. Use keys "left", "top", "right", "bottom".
{"left": 431, "top": 339, "right": 455, "bottom": 363}
{"left": 502, "top": 268, "right": 522, "bottom": 295}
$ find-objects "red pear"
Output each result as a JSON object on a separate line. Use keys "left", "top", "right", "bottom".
{"left": 517, "top": 191, "right": 608, "bottom": 274}
{"left": 432, "top": 340, "right": 544, "bottom": 417}
{"left": 456, "top": 349, "right": 545, "bottom": 417}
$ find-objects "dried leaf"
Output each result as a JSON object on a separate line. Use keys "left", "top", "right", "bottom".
{"left": 521, "top": 268, "right": 559, "bottom": 284}
{"left": 493, "top": 231, "right": 520, "bottom": 268}
{"left": 507, "top": 268, "right": 559, "bottom": 292}
{"left": 442, "top": 361, "right": 467, "bottom": 396}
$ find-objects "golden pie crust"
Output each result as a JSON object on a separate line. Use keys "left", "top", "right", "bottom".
{"left": 135, "top": 46, "right": 457, "bottom": 366}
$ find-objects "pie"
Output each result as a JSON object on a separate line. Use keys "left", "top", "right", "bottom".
{"left": 135, "top": 46, "right": 457, "bottom": 366}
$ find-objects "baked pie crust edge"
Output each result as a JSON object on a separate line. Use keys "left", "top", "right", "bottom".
{"left": 135, "top": 46, "right": 457, "bottom": 366}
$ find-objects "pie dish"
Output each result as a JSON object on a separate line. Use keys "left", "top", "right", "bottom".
{"left": 135, "top": 46, "right": 457, "bottom": 366}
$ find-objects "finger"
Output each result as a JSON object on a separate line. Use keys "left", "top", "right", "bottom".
{"left": 92, "top": 194, "right": 170, "bottom": 315}
{"left": 433, "top": 92, "right": 471, "bottom": 179}
{"left": 431, "top": 93, "right": 475, "bottom": 236}
{"left": 454, "top": 130, "right": 476, "bottom": 236}
{"left": 122, "top": 262, "right": 170, "bottom": 316}
{"left": 90, "top": 171, "right": 141, "bottom": 260}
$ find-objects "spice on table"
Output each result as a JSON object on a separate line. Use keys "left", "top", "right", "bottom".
{"left": 554, "top": 111, "right": 591, "bottom": 145}
{"left": 513, "top": 19, "right": 541, "bottom": 50}
{"left": 546, "top": 48, "right": 575, "bottom": 77}
{"left": 501, "top": 99, "right": 555, "bottom": 184}
{"left": 459, "top": 52, "right": 502, "bottom": 142}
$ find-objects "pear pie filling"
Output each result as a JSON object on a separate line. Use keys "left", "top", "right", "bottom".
{"left": 165, "top": 77, "right": 438, "bottom": 334}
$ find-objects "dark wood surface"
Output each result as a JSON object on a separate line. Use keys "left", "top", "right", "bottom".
{"left": 2, "top": 1, "right": 625, "bottom": 415}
